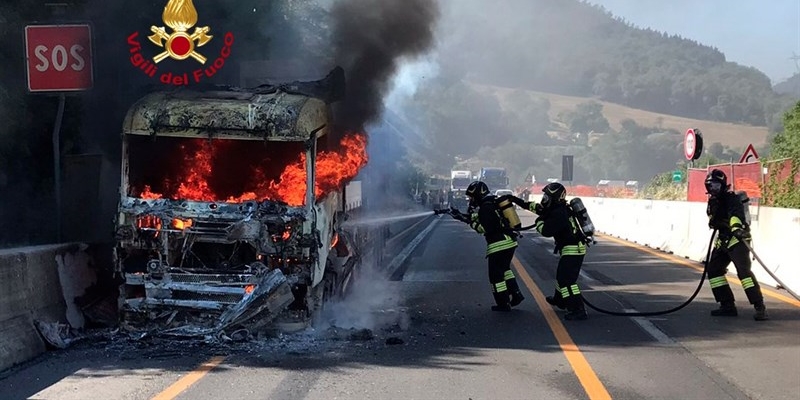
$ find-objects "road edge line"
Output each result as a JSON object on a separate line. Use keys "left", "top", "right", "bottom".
{"left": 151, "top": 355, "right": 226, "bottom": 400}
{"left": 512, "top": 257, "right": 612, "bottom": 400}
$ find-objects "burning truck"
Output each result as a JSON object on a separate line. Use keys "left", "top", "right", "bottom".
{"left": 113, "top": 71, "right": 368, "bottom": 334}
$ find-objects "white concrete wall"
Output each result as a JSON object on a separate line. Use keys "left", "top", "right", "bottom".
{"left": 0, "top": 244, "right": 93, "bottom": 372}
{"left": 577, "top": 196, "right": 800, "bottom": 293}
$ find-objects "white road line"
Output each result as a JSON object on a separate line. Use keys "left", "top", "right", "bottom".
{"left": 526, "top": 232, "right": 676, "bottom": 345}
{"left": 625, "top": 309, "right": 676, "bottom": 345}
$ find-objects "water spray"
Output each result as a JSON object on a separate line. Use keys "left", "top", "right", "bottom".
{"left": 342, "top": 211, "right": 435, "bottom": 228}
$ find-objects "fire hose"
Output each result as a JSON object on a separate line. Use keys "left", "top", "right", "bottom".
{"left": 580, "top": 230, "right": 716, "bottom": 317}
{"left": 583, "top": 231, "right": 800, "bottom": 316}
{"left": 438, "top": 201, "right": 800, "bottom": 311}
{"left": 742, "top": 240, "right": 800, "bottom": 301}
{"left": 436, "top": 205, "right": 712, "bottom": 315}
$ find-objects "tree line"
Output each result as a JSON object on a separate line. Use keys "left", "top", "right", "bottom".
{"left": 436, "top": 0, "right": 797, "bottom": 129}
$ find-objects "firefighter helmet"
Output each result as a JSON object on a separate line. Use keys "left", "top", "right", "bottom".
{"left": 541, "top": 182, "right": 567, "bottom": 209}
{"left": 466, "top": 181, "right": 490, "bottom": 207}
{"left": 704, "top": 169, "right": 728, "bottom": 196}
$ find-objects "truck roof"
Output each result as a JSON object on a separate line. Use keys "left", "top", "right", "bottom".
{"left": 122, "top": 89, "right": 332, "bottom": 141}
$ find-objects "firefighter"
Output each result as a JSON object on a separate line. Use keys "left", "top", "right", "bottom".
{"left": 451, "top": 181, "right": 525, "bottom": 311}
{"left": 704, "top": 169, "right": 768, "bottom": 321}
{"left": 510, "top": 182, "right": 588, "bottom": 321}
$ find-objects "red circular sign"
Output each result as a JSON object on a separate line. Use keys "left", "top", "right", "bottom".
{"left": 684, "top": 129, "right": 696, "bottom": 160}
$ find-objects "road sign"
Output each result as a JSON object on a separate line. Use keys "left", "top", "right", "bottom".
{"left": 562, "top": 155, "right": 574, "bottom": 182}
{"left": 672, "top": 170, "right": 683, "bottom": 182}
{"left": 684, "top": 129, "right": 696, "bottom": 160}
{"left": 25, "top": 24, "right": 93, "bottom": 92}
{"left": 738, "top": 144, "right": 759, "bottom": 164}
{"left": 684, "top": 128, "right": 704, "bottom": 161}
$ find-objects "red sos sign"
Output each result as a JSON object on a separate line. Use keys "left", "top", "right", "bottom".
{"left": 25, "top": 24, "right": 93, "bottom": 92}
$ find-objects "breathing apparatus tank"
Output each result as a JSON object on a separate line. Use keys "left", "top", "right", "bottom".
{"left": 568, "top": 197, "right": 595, "bottom": 241}
{"left": 736, "top": 191, "right": 752, "bottom": 226}
{"left": 497, "top": 197, "right": 522, "bottom": 230}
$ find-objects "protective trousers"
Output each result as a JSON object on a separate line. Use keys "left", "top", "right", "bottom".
{"left": 707, "top": 241, "right": 764, "bottom": 305}
{"left": 551, "top": 254, "right": 586, "bottom": 311}
{"left": 488, "top": 247, "right": 521, "bottom": 306}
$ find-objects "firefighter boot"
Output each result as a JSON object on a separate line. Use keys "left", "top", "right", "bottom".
{"left": 564, "top": 307, "right": 588, "bottom": 321}
{"left": 491, "top": 304, "right": 512, "bottom": 312}
{"left": 753, "top": 303, "right": 769, "bottom": 321}
{"left": 510, "top": 290, "right": 525, "bottom": 307}
{"left": 546, "top": 289, "right": 566, "bottom": 310}
{"left": 491, "top": 290, "right": 512, "bottom": 312}
{"left": 563, "top": 295, "right": 588, "bottom": 321}
{"left": 710, "top": 301, "right": 738, "bottom": 317}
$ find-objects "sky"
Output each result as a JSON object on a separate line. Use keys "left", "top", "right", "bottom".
{"left": 589, "top": 0, "right": 800, "bottom": 84}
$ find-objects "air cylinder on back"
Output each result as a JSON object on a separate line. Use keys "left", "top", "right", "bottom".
{"left": 569, "top": 197, "right": 595, "bottom": 238}
{"left": 498, "top": 197, "right": 522, "bottom": 230}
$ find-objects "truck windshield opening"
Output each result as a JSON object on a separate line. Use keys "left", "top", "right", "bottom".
{"left": 126, "top": 135, "right": 311, "bottom": 203}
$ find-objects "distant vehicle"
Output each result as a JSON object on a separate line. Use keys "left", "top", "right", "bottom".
{"left": 450, "top": 170, "right": 472, "bottom": 191}
{"left": 449, "top": 170, "right": 472, "bottom": 210}
{"left": 480, "top": 167, "right": 509, "bottom": 191}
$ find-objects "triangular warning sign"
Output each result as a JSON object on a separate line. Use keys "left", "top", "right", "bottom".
{"left": 738, "top": 144, "right": 759, "bottom": 164}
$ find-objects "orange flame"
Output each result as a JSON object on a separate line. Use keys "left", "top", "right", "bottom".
{"left": 134, "top": 133, "right": 368, "bottom": 206}
{"left": 171, "top": 217, "right": 193, "bottom": 230}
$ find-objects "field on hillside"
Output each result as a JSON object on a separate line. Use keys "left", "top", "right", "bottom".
{"left": 472, "top": 84, "right": 769, "bottom": 149}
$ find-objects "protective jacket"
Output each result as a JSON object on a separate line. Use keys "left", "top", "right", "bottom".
{"left": 707, "top": 191, "right": 749, "bottom": 249}
{"left": 533, "top": 202, "right": 586, "bottom": 256}
{"left": 469, "top": 195, "right": 518, "bottom": 256}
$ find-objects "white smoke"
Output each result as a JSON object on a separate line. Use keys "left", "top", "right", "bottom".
{"left": 314, "top": 253, "right": 408, "bottom": 332}
{"left": 385, "top": 57, "right": 441, "bottom": 113}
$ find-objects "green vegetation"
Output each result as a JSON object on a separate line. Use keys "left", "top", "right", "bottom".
{"left": 440, "top": 0, "right": 797, "bottom": 127}
{"left": 764, "top": 102, "right": 800, "bottom": 208}
{"left": 637, "top": 173, "right": 687, "bottom": 201}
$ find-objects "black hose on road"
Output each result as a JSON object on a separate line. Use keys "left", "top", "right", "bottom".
{"left": 580, "top": 230, "right": 717, "bottom": 317}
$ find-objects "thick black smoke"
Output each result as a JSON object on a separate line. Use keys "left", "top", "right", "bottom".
{"left": 331, "top": 0, "right": 440, "bottom": 131}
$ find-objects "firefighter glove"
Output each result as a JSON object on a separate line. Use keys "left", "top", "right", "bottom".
{"left": 732, "top": 228, "right": 751, "bottom": 241}
{"left": 509, "top": 196, "right": 526, "bottom": 207}
{"left": 450, "top": 210, "right": 468, "bottom": 223}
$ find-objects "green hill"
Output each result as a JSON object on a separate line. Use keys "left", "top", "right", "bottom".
{"left": 473, "top": 84, "right": 769, "bottom": 149}
{"left": 438, "top": 0, "right": 795, "bottom": 128}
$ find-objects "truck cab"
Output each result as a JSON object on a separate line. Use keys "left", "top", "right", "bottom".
{"left": 479, "top": 167, "right": 509, "bottom": 192}
{"left": 114, "top": 84, "right": 361, "bottom": 333}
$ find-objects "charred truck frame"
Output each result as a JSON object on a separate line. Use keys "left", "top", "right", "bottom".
{"left": 114, "top": 73, "right": 360, "bottom": 334}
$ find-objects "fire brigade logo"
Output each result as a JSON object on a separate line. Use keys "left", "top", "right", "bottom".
{"left": 148, "top": 0, "right": 212, "bottom": 64}
{"left": 127, "top": 0, "right": 234, "bottom": 86}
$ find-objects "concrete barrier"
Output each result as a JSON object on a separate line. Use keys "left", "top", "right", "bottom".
{"left": 579, "top": 196, "right": 800, "bottom": 293}
{"left": 0, "top": 245, "right": 66, "bottom": 370}
{"left": 0, "top": 243, "right": 96, "bottom": 372}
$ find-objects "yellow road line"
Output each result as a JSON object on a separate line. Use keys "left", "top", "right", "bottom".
{"left": 512, "top": 257, "right": 612, "bottom": 400}
{"left": 151, "top": 356, "right": 226, "bottom": 400}
{"left": 597, "top": 233, "right": 800, "bottom": 308}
